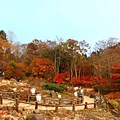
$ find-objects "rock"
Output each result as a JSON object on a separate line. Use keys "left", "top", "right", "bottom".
{"left": 59, "top": 108, "right": 67, "bottom": 114}
{"left": 12, "top": 110, "right": 19, "bottom": 117}
{"left": 7, "top": 106, "right": 13, "bottom": 111}
{"left": 51, "top": 90, "right": 57, "bottom": 98}
{"left": 10, "top": 78, "right": 17, "bottom": 82}
{"left": 32, "top": 114, "right": 44, "bottom": 120}
{"left": 53, "top": 117, "right": 60, "bottom": 120}
{"left": 68, "top": 115, "right": 75, "bottom": 119}
{"left": 33, "top": 109, "right": 40, "bottom": 114}
{"left": 87, "top": 113, "right": 98, "bottom": 120}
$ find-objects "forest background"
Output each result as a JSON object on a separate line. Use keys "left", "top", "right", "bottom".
{"left": 0, "top": 30, "right": 120, "bottom": 88}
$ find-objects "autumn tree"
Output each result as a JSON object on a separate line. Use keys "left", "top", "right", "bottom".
{"left": 7, "top": 31, "right": 17, "bottom": 43}
{"left": 0, "top": 60, "right": 7, "bottom": 71}
{"left": 23, "top": 42, "right": 38, "bottom": 66}
{"left": 19, "top": 44, "right": 28, "bottom": 64}
{"left": 4, "top": 60, "right": 25, "bottom": 79}
{"left": 91, "top": 38, "right": 120, "bottom": 81}
{"left": 94, "top": 37, "right": 118, "bottom": 51}
{"left": 61, "top": 39, "right": 90, "bottom": 80}
{"left": 61, "top": 39, "right": 80, "bottom": 80}
{"left": 30, "top": 58, "right": 54, "bottom": 79}
{"left": 111, "top": 64, "right": 120, "bottom": 81}
{"left": 22, "top": 39, "right": 48, "bottom": 66}
{"left": 0, "top": 30, "right": 16, "bottom": 62}
{"left": 42, "top": 39, "right": 68, "bottom": 75}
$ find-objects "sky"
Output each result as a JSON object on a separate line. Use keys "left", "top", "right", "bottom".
{"left": 1, "top": 0, "right": 120, "bottom": 50}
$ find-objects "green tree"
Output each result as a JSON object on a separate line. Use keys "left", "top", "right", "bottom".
{"left": 0, "top": 30, "right": 6, "bottom": 40}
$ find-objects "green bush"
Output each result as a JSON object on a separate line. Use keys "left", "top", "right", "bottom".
{"left": 42, "top": 83, "right": 68, "bottom": 92}
{"left": 9, "top": 60, "right": 18, "bottom": 69}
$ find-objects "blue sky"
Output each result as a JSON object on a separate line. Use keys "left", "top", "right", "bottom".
{"left": 1, "top": 0, "right": 120, "bottom": 49}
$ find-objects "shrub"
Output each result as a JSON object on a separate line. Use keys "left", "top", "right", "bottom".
{"left": 93, "top": 84, "right": 120, "bottom": 94}
{"left": 106, "top": 91, "right": 120, "bottom": 99}
{"left": 42, "top": 83, "right": 68, "bottom": 92}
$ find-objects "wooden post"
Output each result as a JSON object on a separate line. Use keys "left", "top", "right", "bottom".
{"left": 72, "top": 100, "right": 74, "bottom": 105}
{"left": 72, "top": 104, "right": 75, "bottom": 111}
{"left": 14, "top": 92, "right": 16, "bottom": 99}
{"left": 96, "top": 101, "right": 98, "bottom": 106}
{"left": 59, "top": 98, "right": 62, "bottom": 105}
{"left": 94, "top": 101, "right": 96, "bottom": 108}
{"left": 27, "top": 94, "right": 30, "bottom": 102}
{"left": 79, "top": 97, "right": 83, "bottom": 103}
{"left": 43, "top": 98, "right": 46, "bottom": 104}
{"left": 84, "top": 102, "right": 88, "bottom": 109}
{"left": 77, "top": 98, "right": 80, "bottom": 104}
{"left": 28, "top": 86, "right": 31, "bottom": 93}
{"left": 106, "top": 102, "right": 108, "bottom": 110}
{"left": 15, "top": 98, "right": 19, "bottom": 111}
{"left": 81, "top": 96, "right": 84, "bottom": 103}
{"left": 0, "top": 94, "right": 2, "bottom": 104}
{"left": 55, "top": 104, "right": 58, "bottom": 112}
{"left": 17, "top": 93, "right": 20, "bottom": 100}
{"left": 50, "top": 91, "right": 52, "bottom": 97}
{"left": 35, "top": 101, "right": 38, "bottom": 109}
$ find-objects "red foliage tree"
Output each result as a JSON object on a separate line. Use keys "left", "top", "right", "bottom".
{"left": 111, "top": 64, "right": 120, "bottom": 80}
{"left": 93, "top": 75, "right": 106, "bottom": 85}
{"left": 12, "top": 69, "right": 22, "bottom": 79}
{"left": 71, "top": 77, "right": 80, "bottom": 85}
{"left": 54, "top": 73, "right": 66, "bottom": 84}
{"left": 71, "top": 75, "right": 106, "bottom": 86}
{"left": 80, "top": 76, "right": 91, "bottom": 85}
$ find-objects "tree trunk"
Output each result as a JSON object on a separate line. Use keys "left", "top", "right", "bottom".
{"left": 75, "top": 63, "right": 77, "bottom": 77}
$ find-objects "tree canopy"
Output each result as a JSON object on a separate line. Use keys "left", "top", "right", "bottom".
{"left": 1, "top": 30, "right": 120, "bottom": 86}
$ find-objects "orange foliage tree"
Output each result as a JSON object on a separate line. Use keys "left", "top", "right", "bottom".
{"left": 111, "top": 64, "right": 120, "bottom": 81}
{"left": 4, "top": 66, "right": 14, "bottom": 79}
{"left": 13, "top": 62, "right": 25, "bottom": 79}
{"left": 4, "top": 61, "right": 26, "bottom": 79}
{"left": 30, "top": 58, "right": 54, "bottom": 78}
